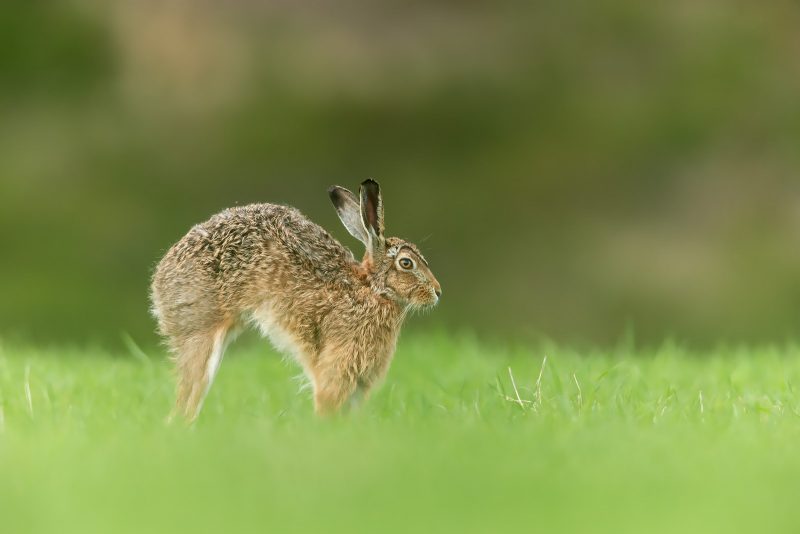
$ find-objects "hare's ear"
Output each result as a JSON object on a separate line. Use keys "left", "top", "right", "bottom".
{"left": 328, "top": 186, "right": 369, "bottom": 245}
{"left": 359, "top": 179, "right": 385, "bottom": 257}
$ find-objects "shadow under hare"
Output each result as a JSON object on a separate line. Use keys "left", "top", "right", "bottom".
{"left": 150, "top": 180, "right": 441, "bottom": 421}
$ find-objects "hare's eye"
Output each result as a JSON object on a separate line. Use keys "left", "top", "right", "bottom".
{"left": 399, "top": 258, "right": 414, "bottom": 270}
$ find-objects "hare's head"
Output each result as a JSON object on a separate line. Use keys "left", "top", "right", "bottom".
{"left": 329, "top": 180, "right": 442, "bottom": 310}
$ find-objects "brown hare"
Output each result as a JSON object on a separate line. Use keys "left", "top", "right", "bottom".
{"left": 150, "top": 180, "right": 441, "bottom": 420}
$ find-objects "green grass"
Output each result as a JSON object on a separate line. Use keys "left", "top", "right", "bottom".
{"left": 2, "top": 334, "right": 800, "bottom": 533}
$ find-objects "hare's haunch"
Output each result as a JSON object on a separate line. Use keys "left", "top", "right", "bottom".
{"left": 150, "top": 180, "right": 441, "bottom": 420}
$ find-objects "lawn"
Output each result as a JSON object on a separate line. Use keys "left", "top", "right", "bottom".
{"left": 1, "top": 333, "right": 800, "bottom": 533}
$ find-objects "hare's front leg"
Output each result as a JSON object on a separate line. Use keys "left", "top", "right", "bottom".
{"left": 310, "top": 344, "right": 362, "bottom": 415}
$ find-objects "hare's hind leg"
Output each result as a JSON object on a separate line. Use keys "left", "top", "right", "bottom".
{"left": 171, "top": 324, "right": 232, "bottom": 422}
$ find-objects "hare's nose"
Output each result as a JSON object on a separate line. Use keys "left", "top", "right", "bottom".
{"left": 435, "top": 288, "right": 442, "bottom": 299}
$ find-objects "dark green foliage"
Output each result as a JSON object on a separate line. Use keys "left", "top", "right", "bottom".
{"left": 3, "top": 1, "right": 800, "bottom": 345}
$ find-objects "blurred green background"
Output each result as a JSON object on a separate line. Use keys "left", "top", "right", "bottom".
{"left": 2, "top": 0, "right": 800, "bottom": 346}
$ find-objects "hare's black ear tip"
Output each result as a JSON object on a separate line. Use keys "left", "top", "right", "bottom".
{"left": 361, "top": 178, "right": 380, "bottom": 189}
{"left": 328, "top": 186, "right": 343, "bottom": 199}
{"left": 328, "top": 187, "right": 344, "bottom": 208}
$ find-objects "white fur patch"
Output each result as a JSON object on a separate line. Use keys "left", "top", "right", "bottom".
{"left": 205, "top": 329, "right": 227, "bottom": 389}
{"left": 250, "top": 303, "right": 304, "bottom": 360}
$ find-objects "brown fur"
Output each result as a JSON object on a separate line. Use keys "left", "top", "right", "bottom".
{"left": 150, "top": 180, "right": 441, "bottom": 420}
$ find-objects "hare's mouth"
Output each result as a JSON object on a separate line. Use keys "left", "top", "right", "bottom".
{"left": 415, "top": 292, "right": 440, "bottom": 311}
